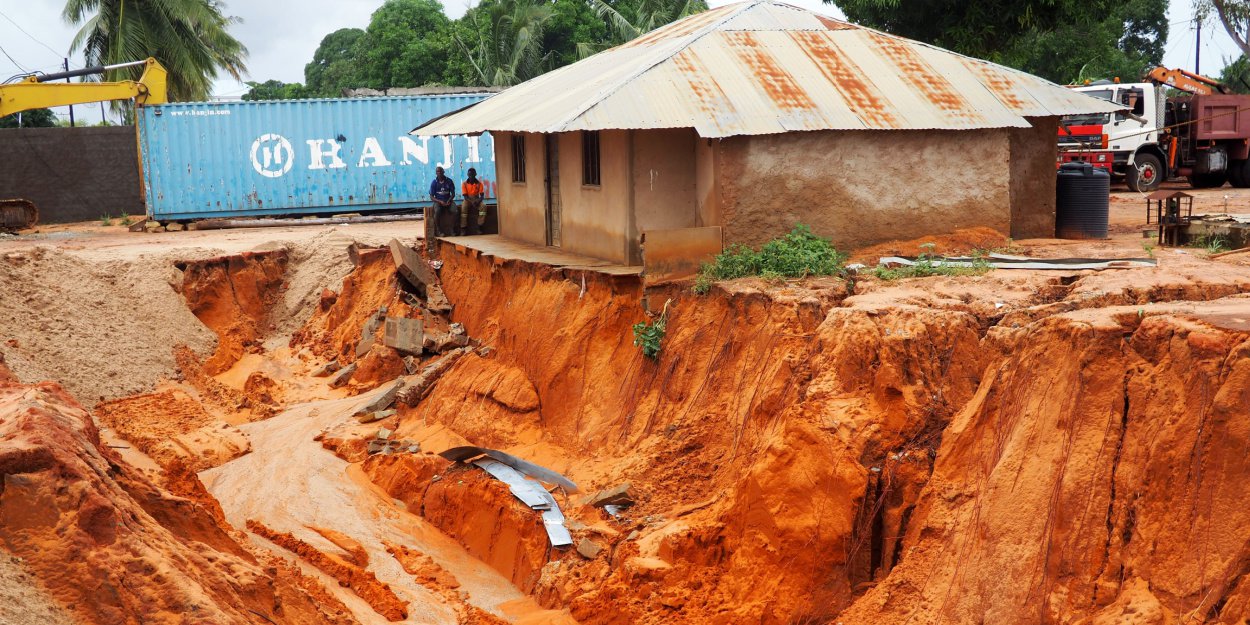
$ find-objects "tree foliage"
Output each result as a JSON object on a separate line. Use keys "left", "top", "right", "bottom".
{"left": 245, "top": 0, "right": 702, "bottom": 94}
{"left": 1220, "top": 55, "right": 1250, "bottom": 92}
{"left": 829, "top": 0, "right": 1167, "bottom": 84}
{"left": 242, "top": 80, "right": 308, "bottom": 100}
{"left": 62, "top": 0, "right": 248, "bottom": 106}
{"left": 304, "top": 28, "right": 366, "bottom": 97}
{"left": 0, "top": 108, "right": 58, "bottom": 128}
{"left": 1205, "top": 1, "right": 1250, "bottom": 58}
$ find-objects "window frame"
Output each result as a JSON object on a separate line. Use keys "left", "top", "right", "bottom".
{"left": 511, "top": 134, "right": 527, "bottom": 184}
{"left": 581, "top": 131, "right": 601, "bottom": 187}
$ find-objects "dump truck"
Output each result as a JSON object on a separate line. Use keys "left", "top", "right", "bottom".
{"left": 1057, "top": 67, "right": 1250, "bottom": 192}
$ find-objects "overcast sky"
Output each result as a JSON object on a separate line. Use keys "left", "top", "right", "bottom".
{"left": 0, "top": 0, "right": 1241, "bottom": 125}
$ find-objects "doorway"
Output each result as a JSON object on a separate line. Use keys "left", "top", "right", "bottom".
{"left": 545, "top": 135, "right": 562, "bottom": 247}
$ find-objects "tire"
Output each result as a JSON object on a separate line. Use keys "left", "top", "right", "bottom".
{"left": 1126, "top": 154, "right": 1163, "bottom": 192}
{"left": 1189, "top": 172, "right": 1228, "bottom": 189}
{"left": 1230, "top": 160, "right": 1250, "bottom": 188}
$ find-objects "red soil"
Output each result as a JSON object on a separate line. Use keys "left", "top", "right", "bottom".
{"left": 177, "top": 251, "right": 289, "bottom": 374}
{"left": 346, "top": 240, "right": 1250, "bottom": 625}
{"left": 0, "top": 377, "right": 349, "bottom": 625}
{"left": 246, "top": 519, "right": 408, "bottom": 621}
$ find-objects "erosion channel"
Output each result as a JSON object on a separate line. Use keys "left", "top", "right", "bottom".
{"left": 2, "top": 223, "right": 1250, "bottom": 625}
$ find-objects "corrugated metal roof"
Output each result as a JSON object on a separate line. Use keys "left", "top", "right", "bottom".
{"left": 414, "top": 0, "right": 1121, "bottom": 138}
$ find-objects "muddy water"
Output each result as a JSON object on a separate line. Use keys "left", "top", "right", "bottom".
{"left": 200, "top": 385, "right": 572, "bottom": 624}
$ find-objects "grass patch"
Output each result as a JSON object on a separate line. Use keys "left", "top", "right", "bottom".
{"left": 692, "top": 225, "right": 846, "bottom": 294}
{"left": 872, "top": 243, "right": 992, "bottom": 280}
{"left": 99, "top": 214, "right": 113, "bottom": 227}
{"left": 1187, "top": 234, "right": 1229, "bottom": 255}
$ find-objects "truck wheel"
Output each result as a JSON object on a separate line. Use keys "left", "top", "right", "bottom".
{"left": 1126, "top": 154, "right": 1163, "bottom": 192}
{"left": 1190, "top": 172, "right": 1228, "bottom": 189}
{"left": 1230, "top": 161, "right": 1250, "bottom": 188}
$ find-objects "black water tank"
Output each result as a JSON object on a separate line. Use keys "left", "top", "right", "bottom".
{"left": 1055, "top": 162, "right": 1110, "bottom": 239}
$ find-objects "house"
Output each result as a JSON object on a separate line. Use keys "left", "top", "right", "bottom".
{"left": 414, "top": 0, "right": 1119, "bottom": 267}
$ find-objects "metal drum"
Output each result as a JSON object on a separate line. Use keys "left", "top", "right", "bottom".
{"left": 1055, "top": 162, "right": 1110, "bottom": 239}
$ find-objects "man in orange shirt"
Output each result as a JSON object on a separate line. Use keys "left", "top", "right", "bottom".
{"left": 460, "top": 168, "right": 486, "bottom": 235}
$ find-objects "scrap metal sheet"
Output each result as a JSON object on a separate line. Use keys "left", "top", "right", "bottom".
{"left": 440, "top": 445, "right": 578, "bottom": 491}
{"left": 878, "top": 254, "right": 1157, "bottom": 270}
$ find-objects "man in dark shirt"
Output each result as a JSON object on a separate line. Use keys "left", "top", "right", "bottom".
{"left": 429, "top": 166, "right": 457, "bottom": 236}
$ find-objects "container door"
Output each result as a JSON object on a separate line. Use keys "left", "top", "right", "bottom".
{"left": 545, "top": 135, "right": 562, "bottom": 247}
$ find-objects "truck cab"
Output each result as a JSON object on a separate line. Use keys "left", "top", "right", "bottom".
{"left": 1058, "top": 81, "right": 1168, "bottom": 192}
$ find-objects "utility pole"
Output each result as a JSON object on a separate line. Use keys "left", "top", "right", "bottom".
{"left": 64, "top": 58, "right": 75, "bottom": 127}
{"left": 1196, "top": 15, "right": 1202, "bottom": 75}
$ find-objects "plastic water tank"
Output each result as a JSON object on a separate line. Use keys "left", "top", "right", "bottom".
{"left": 1055, "top": 162, "right": 1110, "bottom": 239}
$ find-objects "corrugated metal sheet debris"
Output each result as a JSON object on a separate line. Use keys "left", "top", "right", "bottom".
{"left": 415, "top": 0, "right": 1121, "bottom": 138}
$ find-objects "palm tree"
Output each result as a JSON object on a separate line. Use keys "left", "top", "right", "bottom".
{"left": 63, "top": 0, "right": 248, "bottom": 107}
{"left": 457, "top": 0, "right": 555, "bottom": 87}
{"left": 578, "top": 0, "right": 706, "bottom": 58}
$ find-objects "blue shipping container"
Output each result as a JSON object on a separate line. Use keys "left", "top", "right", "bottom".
{"left": 136, "top": 95, "right": 495, "bottom": 220}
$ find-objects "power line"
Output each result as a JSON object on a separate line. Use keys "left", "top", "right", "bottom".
{"left": 0, "top": 43, "right": 28, "bottom": 73}
{"left": 0, "top": 9, "right": 65, "bottom": 61}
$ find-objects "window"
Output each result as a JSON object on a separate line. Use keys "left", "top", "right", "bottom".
{"left": 511, "top": 134, "right": 526, "bottom": 183}
{"left": 582, "top": 131, "right": 601, "bottom": 186}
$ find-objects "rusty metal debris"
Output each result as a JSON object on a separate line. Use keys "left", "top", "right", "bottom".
{"left": 0, "top": 199, "right": 38, "bottom": 233}
{"left": 876, "top": 254, "right": 1157, "bottom": 270}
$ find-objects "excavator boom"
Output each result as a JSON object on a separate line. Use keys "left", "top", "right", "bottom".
{"left": 1145, "top": 66, "right": 1230, "bottom": 95}
{"left": 0, "top": 58, "right": 168, "bottom": 117}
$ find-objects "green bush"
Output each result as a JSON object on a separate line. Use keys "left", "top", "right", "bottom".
{"left": 693, "top": 225, "right": 846, "bottom": 293}
{"left": 632, "top": 314, "right": 667, "bottom": 359}
{"left": 872, "top": 243, "right": 992, "bottom": 280}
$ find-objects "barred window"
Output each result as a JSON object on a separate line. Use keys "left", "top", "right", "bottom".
{"left": 582, "top": 131, "right": 601, "bottom": 186}
{"left": 511, "top": 134, "right": 526, "bottom": 183}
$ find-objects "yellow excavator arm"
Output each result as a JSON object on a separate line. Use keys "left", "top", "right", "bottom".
{"left": 0, "top": 58, "right": 168, "bottom": 117}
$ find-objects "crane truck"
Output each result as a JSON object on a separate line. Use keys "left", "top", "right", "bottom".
{"left": 0, "top": 58, "right": 167, "bottom": 231}
{"left": 1057, "top": 66, "right": 1250, "bottom": 192}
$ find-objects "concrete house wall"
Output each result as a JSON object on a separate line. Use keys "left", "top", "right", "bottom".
{"left": 493, "top": 119, "right": 1061, "bottom": 263}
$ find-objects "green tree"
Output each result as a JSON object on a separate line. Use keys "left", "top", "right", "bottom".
{"left": 63, "top": 0, "right": 249, "bottom": 107}
{"left": 545, "top": 0, "right": 610, "bottom": 65}
{"left": 0, "top": 108, "right": 58, "bottom": 128}
{"left": 357, "top": 0, "right": 454, "bottom": 89}
{"left": 456, "top": 0, "right": 555, "bottom": 86}
{"left": 583, "top": 0, "right": 706, "bottom": 56}
{"left": 829, "top": 0, "right": 1167, "bottom": 84}
{"left": 305, "top": 28, "right": 366, "bottom": 96}
{"left": 1206, "top": 1, "right": 1250, "bottom": 58}
{"left": 1220, "top": 55, "right": 1250, "bottom": 92}
{"left": 241, "top": 79, "right": 309, "bottom": 100}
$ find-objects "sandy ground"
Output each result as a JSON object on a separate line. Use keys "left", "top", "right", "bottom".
{"left": 200, "top": 379, "right": 572, "bottom": 625}
{"left": 0, "top": 221, "right": 418, "bottom": 401}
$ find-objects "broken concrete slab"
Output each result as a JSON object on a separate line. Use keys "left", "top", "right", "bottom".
{"left": 576, "top": 538, "right": 603, "bottom": 560}
{"left": 356, "top": 307, "right": 388, "bottom": 358}
{"left": 328, "top": 363, "right": 357, "bottom": 388}
{"left": 587, "top": 483, "right": 635, "bottom": 508}
{"left": 397, "top": 347, "right": 471, "bottom": 406}
{"left": 356, "top": 409, "right": 397, "bottom": 424}
{"left": 383, "top": 317, "right": 424, "bottom": 355}
{"left": 355, "top": 379, "right": 405, "bottom": 415}
{"left": 402, "top": 356, "right": 420, "bottom": 375}
{"left": 389, "top": 239, "right": 452, "bottom": 312}
{"left": 310, "top": 360, "right": 341, "bottom": 377}
{"left": 423, "top": 330, "right": 470, "bottom": 353}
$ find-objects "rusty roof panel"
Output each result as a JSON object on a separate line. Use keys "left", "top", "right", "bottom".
{"left": 415, "top": 0, "right": 1122, "bottom": 138}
